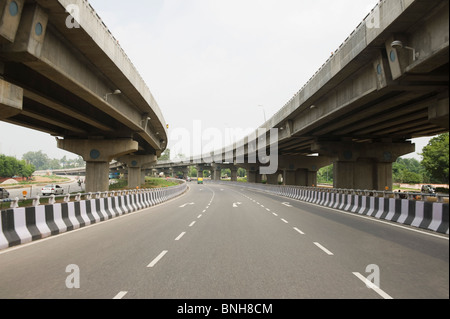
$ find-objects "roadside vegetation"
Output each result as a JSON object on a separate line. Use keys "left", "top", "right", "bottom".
{"left": 109, "top": 177, "right": 180, "bottom": 191}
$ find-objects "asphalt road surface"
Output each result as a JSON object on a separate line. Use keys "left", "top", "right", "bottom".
{"left": 0, "top": 182, "right": 448, "bottom": 299}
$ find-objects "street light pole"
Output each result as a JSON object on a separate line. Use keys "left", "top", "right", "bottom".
{"left": 258, "top": 105, "right": 267, "bottom": 123}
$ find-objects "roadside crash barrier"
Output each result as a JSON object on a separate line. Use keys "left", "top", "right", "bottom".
{"left": 0, "top": 182, "right": 187, "bottom": 250}
{"left": 214, "top": 181, "right": 449, "bottom": 235}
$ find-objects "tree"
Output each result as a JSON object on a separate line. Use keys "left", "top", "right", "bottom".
{"left": 421, "top": 133, "right": 449, "bottom": 184}
{"left": 317, "top": 165, "right": 333, "bottom": 184}
{"left": 22, "top": 151, "right": 50, "bottom": 170}
{"left": 159, "top": 149, "right": 171, "bottom": 161}
{"left": 393, "top": 158, "right": 424, "bottom": 183}
{"left": 0, "top": 155, "right": 35, "bottom": 178}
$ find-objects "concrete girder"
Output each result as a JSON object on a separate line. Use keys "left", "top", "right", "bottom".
{"left": 0, "top": 2, "right": 48, "bottom": 60}
{"left": 0, "top": 0, "right": 25, "bottom": 43}
{"left": 0, "top": 78, "right": 23, "bottom": 119}
{"left": 429, "top": 97, "right": 449, "bottom": 130}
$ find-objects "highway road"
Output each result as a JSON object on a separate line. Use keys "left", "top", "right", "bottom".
{"left": 5, "top": 176, "right": 84, "bottom": 199}
{"left": 0, "top": 182, "right": 448, "bottom": 300}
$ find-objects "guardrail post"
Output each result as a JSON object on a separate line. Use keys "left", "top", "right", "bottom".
{"left": 32, "top": 196, "right": 41, "bottom": 207}
{"left": 10, "top": 197, "right": 19, "bottom": 209}
{"left": 64, "top": 194, "right": 71, "bottom": 203}
{"left": 49, "top": 195, "right": 56, "bottom": 205}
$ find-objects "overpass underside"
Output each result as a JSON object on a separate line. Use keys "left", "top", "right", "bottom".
{"left": 0, "top": 0, "right": 168, "bottom": 192}
{"left": 254, "top": 0, "right": 449, "bottom": 190}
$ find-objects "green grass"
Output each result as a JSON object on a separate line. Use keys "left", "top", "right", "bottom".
{"left": 142, "top": 177, "right": 180, "bottom": 188}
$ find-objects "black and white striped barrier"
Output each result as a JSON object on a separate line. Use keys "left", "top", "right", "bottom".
{"left": 215, "top": 182, "right": 449, "bottom": 235}
{"left": 0, "top": 183, "right": 187, "bottom": 250}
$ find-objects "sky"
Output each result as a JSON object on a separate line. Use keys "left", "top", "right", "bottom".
{"left": 0, "top": 0, "right": 434, "bottom": 161}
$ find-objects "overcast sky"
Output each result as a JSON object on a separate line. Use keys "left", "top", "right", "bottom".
{"left": 0, "top": 0, "right": 432, "bottom": 161}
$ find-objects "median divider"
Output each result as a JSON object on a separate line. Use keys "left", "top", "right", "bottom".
{"left": 215, "top": 181, "right": 449, "bottom": 235}
{"left": 0, "top": 181, "right": 187, "bottom": 250}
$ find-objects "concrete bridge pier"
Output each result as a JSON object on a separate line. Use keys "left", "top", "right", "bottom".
{"left": 118, "top": 155, "right": 157, "bottom": 189}
{"left": 292, "top": 169, "right": 318, "bottom": 187}
{"left": 237, "top": 164, "right": 263, "bottom": 184}
{"left": 230, "top": 167, "right": 238, "bottom": 182}
{"left": 312, "top": 140, "right": 415, "bottom": 191}
{"left": 266, "top": 171, "right": 282, "bottom": 185}
{"left": 180, "top": 167, "right": 190, "bottom": 180}
{"left": 196, "top": 164, "right": 212, "bottom": 179}
{"left": 57, "top": 138, "right": 138, "bottom": 193}
{"left": 276, "top": 155, "right": 331, "bottom": 187}
{"left": 211, "top": 164, "right": 222, "bottom": 181}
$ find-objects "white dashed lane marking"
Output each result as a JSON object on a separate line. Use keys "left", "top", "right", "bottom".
{"left": 314, "top": 242, "right": 334, "bottom": 256}
{"left": 147, "top": 250, "right": 168, "bottom": 268}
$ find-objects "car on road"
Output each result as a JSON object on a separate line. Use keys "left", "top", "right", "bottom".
{"left": 41, "top": 185, "right": 64, "bottom": 196}
{"left": 421, "top": 185, "right": 436, "bottom": 194}
{"left": 0, "top": 188, "right": 10, "bottom": 199}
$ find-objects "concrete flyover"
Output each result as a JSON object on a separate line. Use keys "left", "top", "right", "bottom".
{"left": 0, "top": 0, "right": 168, "bottom": 192}
{"left": 160, "top": 0, "right": 448, "bottom": 191}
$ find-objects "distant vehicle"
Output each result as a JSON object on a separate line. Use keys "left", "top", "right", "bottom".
{"left": 109, "top": 172, "right": 119, "bottom": 179}
{"left": 421, "top": 185, "right": 436, "bottom": 194}
{"left": 0, "top": 188, "right": 10, "bottom": 200}
{"left": 41, "top": 185, "right": 64, "bottom": 196}
{"left": 187, "top": 177, "right": 191, "bottom": 182}
{"left": 197, "top": 177, "right": 204, "bottom": 184}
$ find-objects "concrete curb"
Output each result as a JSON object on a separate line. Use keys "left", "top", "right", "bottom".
{"left": 0, "top": 184, "right": 187, "bottom": 250}
{"left": 218, "top": 182, "right": 449, "bottom": 235}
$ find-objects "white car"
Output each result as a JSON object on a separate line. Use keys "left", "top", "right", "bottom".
{"left": 41, "top": 185, "right": 64, "bottom": 196}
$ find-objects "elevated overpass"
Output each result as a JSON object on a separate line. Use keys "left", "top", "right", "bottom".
{"left": 0, "top": 0, "right": 167, "bottom": 192}
{"left": 161, "top": 0, "right": 448, "bottom": 191}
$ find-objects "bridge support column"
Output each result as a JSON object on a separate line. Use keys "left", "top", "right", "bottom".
{"left": 276, "top": 155, "right": 331, "bottom": 186}
{"left": 118, "top": 155, "right": 157, "bottom": 189}
{"left": 181, "top": 167, "right": 189, "bottom": 180}
{"left": 196, "top": 166, "right": 204, "bottom": 179}
{"left": 294, "top": 169, "right": 318, "bottom": 187}
{"left": 211, "top": 164, "right": 222, "bottom": 181}
{"left": 312, "top": 140, "right": 415, "bottom": 191}
{"left": 230, "top": 167, "right": 238, "bottom": 182}
{"left": 57, "top": 138, "right": 138, "bottom": 193}
{"left": 266, "top": 171, "right": 282, "bottom": 185}
{"left": 283, "top": 170, "right": 296, "bottom": 186}
{"left": 237, "top": 164, "right": 261, "bottom": 183}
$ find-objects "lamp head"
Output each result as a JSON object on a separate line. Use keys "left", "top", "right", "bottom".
{"left": 391, "top": 40, "right": 404, "bottom": 49}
